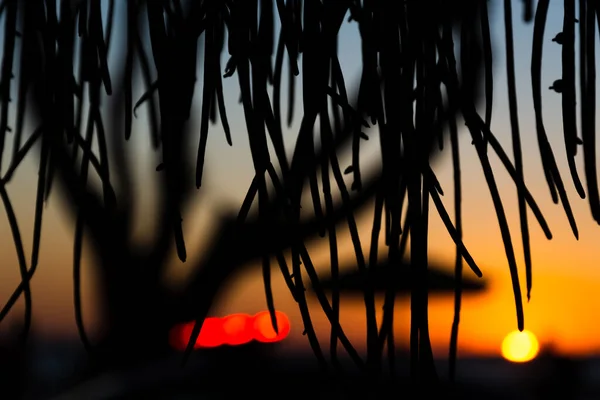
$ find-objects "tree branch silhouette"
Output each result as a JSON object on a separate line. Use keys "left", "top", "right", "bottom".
{"left": 0, "top": 0, "right": 593, "bottom": 396}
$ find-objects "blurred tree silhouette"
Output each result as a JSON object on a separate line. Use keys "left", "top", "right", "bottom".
{"left": 0, "top": 0, "right": 595, "bottom": 396}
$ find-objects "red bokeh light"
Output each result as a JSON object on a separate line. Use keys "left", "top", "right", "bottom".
{"left": 196, "top": 317, "right": 226, "bottom": 348}
{"left": 169, "top": 310, "right": 290, "bottom": 350}
{"left": 169, "top": 317, "right": 225, "bottom": 350}
{"left": 253, "top": 311, "right": 291, "bottom": 343}
{"left": 221, "top": 313, "right": 254, "bottom": 346}
{"left": 168, "top": 321, "right": 190, "bottom": 351}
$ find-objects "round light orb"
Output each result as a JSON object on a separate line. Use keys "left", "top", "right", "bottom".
{"left": 501, "top": 330, "right": 540, "bottom": 363}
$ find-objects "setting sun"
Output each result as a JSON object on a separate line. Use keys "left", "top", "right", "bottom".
{"left": 501, "top": 330, "right": 540, "bottom": 363}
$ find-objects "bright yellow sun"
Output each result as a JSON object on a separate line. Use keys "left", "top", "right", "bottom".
{"left": 501, "top": 330, "right": 540, "bottom": 363}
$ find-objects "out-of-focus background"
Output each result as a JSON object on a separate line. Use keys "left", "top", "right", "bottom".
{"left": 2, "top": 1, "right": 600, "bottom": 398}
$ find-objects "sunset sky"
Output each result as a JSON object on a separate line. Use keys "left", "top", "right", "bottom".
{"left": 1, "top": 0, "right": 600, "bottom": 362}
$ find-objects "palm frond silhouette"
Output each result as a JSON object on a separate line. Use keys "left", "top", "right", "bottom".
{"left": 0, "top": 0, "right": 595, "bottom": 397}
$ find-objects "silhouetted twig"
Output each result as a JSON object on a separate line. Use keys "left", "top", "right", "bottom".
{"left": 0, "top": 1, "right": 596, "bottom": 397}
